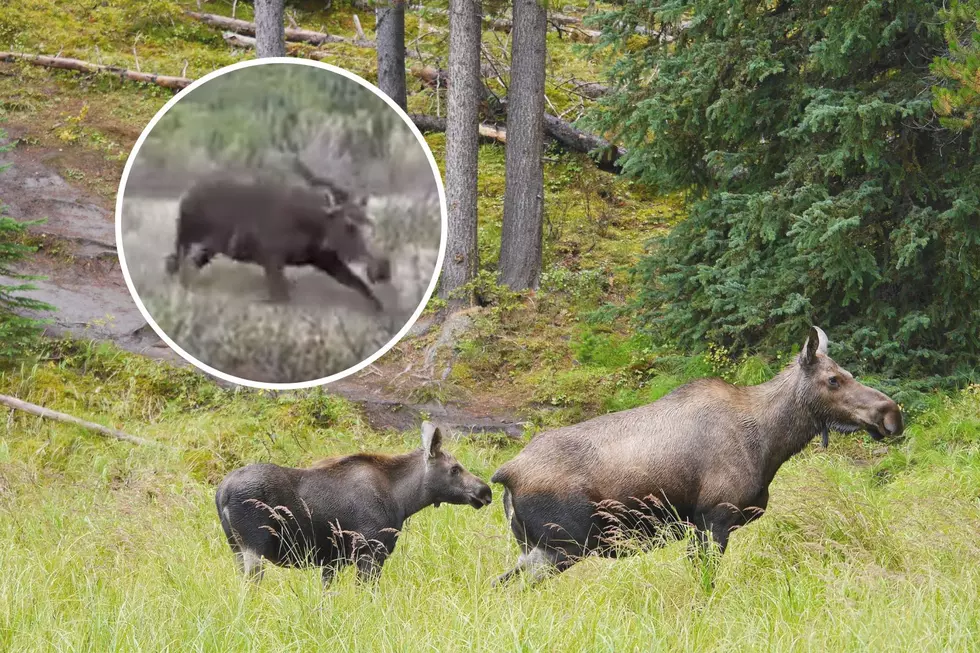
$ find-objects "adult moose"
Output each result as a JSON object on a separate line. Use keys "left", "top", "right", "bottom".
{"left": 165, "top": 159, "right": 391, "bottom": 310}
{"left": 215, "top": 422, "right": 492, "bottom": 586}
{"left": 491, "top": 327, "right": 904, "bottom": 585}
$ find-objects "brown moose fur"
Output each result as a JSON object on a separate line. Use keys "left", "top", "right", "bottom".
{"left": 490, "top": 327, "right": 904, "bottom": 584}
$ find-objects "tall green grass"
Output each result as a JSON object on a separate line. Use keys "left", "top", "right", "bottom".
{"left": 2, "top": 353, "right": 980, "bottom": 651}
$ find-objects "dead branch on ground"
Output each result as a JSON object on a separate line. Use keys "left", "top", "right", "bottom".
{"left": 0, "top": 393, "right": 168, "bottom": 448}
{"left": 0, "top": 51, "right": 192, "bottom": 89}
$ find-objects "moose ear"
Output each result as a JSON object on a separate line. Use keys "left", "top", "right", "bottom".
{"left": 421, "top": 421, "right": 443, "bottom": 457}
{"left": 800, "top": 326, "right": 829, "bottom": 366}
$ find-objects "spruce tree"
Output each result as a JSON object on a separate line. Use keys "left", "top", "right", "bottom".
{"left": 933, "top": 1, "right": 980, "bottom": 131}
{"left": 587, "top": 0, "right": 980, "bottom": 380}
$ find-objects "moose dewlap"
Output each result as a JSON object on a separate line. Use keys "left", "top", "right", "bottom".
{"left": 215, "top": 422, "right": 492, "bottom": 586}
{"left": 490, "top": 326, "right": 905, "bottom": 585}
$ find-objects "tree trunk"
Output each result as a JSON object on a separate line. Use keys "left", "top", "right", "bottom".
{"left": 375, "top": 0, "right": 408, "bottom": 109}
{"left": 439, "top": 0, "right": 483, "bottom": 307}
{"left": 499, "top": 0, "right": 546, "bottom": 290}
{"left": 253, "top": 0, "right": 286, "bottom": 58}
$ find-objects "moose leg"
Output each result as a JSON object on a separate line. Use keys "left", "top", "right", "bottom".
{"left": 174, "top": 245, "right": 215, "bottom": 288}
{"left": 494, "top": 545, "right": 572, "bottom": 586}
{"left": 312, "top": 250, "right": 384, "bottom": 312}
{"left": 240, "top": 549, "right": 264, "bottom": 583}
{"left": 687, "top": 506, "right": 740, "bottom": 590}
{"left": 353, "top": 552, "right": 388, "bottom": 584}
{"left": 351, "top": 530, "right": 394, "bottom": 584}
{"left": 262, "top": 262, "right": 291, "bottom": 303}
{"left": 165, "top": 246, "right": 184, "bottom": 276}
{"left": 190, "top": 245, "right": 215, "bottom": 269}
{"left": 320, "top": 560, "right": 346, "bottom": 589}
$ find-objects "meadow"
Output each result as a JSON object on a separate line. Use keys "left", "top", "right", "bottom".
{"left": 2, "top": 344, "right": 979, "bottom": 652}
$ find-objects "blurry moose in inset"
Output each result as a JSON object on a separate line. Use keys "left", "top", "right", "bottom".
{"left": 165, "top": 158, "right": 391, "bottom": 311}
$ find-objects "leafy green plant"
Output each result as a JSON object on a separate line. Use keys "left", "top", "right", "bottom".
{"left": 540, "top": 266, "right": 609, "bottom": 308}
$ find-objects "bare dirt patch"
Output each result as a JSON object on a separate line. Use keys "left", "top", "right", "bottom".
{"left": 0, "top": 131, "right": 159, "bottom": 349}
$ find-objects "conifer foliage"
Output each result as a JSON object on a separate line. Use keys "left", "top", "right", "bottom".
{"left": 588, "top": 0, "right": 980, "bottom": 379}
{"left": 932, "top": 0, "right": 980, "bottom": 131}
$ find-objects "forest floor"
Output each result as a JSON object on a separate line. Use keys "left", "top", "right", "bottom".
{"left": 0, "top": 0, "right": 677, "bottom": 432}
{"left": 3, "top": 2, "right": 980, "bottom": 651}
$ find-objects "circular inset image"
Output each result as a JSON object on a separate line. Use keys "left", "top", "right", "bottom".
{"left": 116, "top": 59, "right": 446, "bottom": 388}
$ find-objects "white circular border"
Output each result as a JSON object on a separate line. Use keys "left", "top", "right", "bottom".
{"left": 115, "top": 58, "right": 448, "bottom": 390}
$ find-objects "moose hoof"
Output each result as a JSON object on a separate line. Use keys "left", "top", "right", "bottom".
{"left": 368, "top": 259, "right": 392, "bottom": 284}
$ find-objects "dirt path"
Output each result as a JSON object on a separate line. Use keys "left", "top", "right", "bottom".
{"left": 0, "top": 135, "right": 528, "bottom": 437}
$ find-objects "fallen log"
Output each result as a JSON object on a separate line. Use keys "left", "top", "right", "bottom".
{"left": 221, "top": 31, "right": 378, "bottom": 57}
{"left": 381, "top": 4, "right": 601, "bottom": 40}
{"left": 0, "top": 393, "right": 166, "bottom": 447}
{"left": 567, "top": 79, "right": 611, "bottom": 99}
{"left": 187, "top": 10, "right": 375, "bottom": 47}
{"left": 409, "top": 63, "right": 497, "bottom": 88}
{"left": 494, "top": 14, "right": 602, "bottom": 40}
{"left": 409, "top": 114, "right": 507, "bottom": 145}
{"left": 543, "top": 114, "right": 624, "bottom": 173}
{"left": 409, "top": 112, "right": 624, "bottom": 173}
{"left": 0, "top": 52, "right": 192, "bottom": 89}
{"left": 409, "top": 66, "right": 625, "bottom": 172}
{"left": 410, "top": 63, "right": 614, "bottom": 102}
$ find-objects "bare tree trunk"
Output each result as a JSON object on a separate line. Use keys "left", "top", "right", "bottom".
{"left": 439, "top": 0, "right": 483, "bottom": 307}
{"left": 375, "top": 0, "right": 408, "bottom": 109}
{"left": 499, "top": 0, "right": 546, "bottom": 290}
{"left": 254, "top": 0, "right": 286, "bottom": 57}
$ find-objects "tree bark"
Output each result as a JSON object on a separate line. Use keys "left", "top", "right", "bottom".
{"left": 375, "top": 0, "right": 408, "bottom": 109}
{"left": 439, "top": 0, "right": 483, "bottom": 307}
{"left": 253, "top": 0, "right": 286, "bottom": 57}
{"left": 499, "top": 0, "right": 547, "bottom": 290}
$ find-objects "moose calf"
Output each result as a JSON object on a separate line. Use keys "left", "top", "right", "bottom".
{"left": 215, "top": 422, "right": 492, "bottom": 586}
{"left": 491, "top": 326, "right": 904, "bottom": 585}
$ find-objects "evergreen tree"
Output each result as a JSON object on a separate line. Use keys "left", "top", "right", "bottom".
{"left": 0, "top": 129, "right": 54, "bottom": 360}
{"left": 587, "top": 0, "right": 980, "bottom": 380}
{"left": 932, "top": 0, "right": 980, "bottom": 131}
